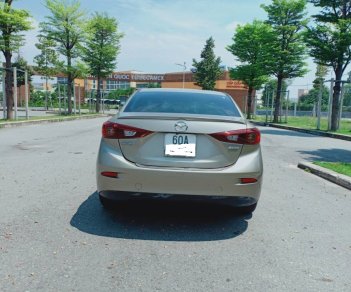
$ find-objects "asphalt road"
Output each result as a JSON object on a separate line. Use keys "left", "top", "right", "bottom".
{"left": 0, "top": 118, "right": 350, "bottom": 292}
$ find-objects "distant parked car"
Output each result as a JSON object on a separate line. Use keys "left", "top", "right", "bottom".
{"left": 96, "top": 88, "right": 263, "bottom": 214}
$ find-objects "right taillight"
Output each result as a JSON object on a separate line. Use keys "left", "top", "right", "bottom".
{"left": 210, "top": 128, "right": 260, "bottom": 145}
{"left": 102, "top": 121, "right": 153, "bottom": 139}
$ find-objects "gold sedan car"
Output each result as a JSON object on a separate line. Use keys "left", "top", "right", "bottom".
{"left": 97, "top": 88, "right": 263, "bottom": 214}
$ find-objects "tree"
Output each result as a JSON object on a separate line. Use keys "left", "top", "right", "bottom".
{"left": 82, "top": 12, "right": 123, "bottom": 112}
{"left": 12, "top": 55, "right": 34, "bottom": 87}
{"left": 192, "top": 37, "right": 222, "bottom": 90}
{"left": 34, "top": 35, "right": 61, "bottom": 109}
{"left": 304, "top": 0, "right": 351, "bottom": 131}
{"left": 261, "top": 0, "right": 308, "bottom": 122}
{"left": 227, "top": 20, "right": 272, "bottom": 119}
{"left": 40, "top": 0, "right": 85, "bottom": 114}
{"left": 313, "top": 64, "right": 328, "bottom": 89}
{"left": 299, "top": 87, "right": 329, "bottom": 106}
{"left": 0, "top": 0, "right": 32, "bottom": 119}
{"left": 261, "top": 79, "right": 288, "bottom": 107}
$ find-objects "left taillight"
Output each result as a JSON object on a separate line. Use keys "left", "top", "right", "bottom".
{"left": 210, "top": 128, "right": 260, "bottom": 145}
{"left": 102, "top": 121, "right": 153, "bottom": 139}
{"left": 101, "top": 171, "right": 118, "bottom": 178}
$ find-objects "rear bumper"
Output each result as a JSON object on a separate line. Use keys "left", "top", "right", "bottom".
{"left": 97, "top": 141, "right": 263, "bottom": 204}
{"left": 99, "top": 191, "right": 258, "bottom": 207}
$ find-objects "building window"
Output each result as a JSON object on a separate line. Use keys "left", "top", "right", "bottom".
{"left": 136, "top": 82, "right": 161, "bottom": 88}
{"left": 57, "top": 77, "right": 68, "bottom": 84}
{"left": 89, "top": 79, "right": 104, "bottom": 90}
{"left": 106, "top": 80, "right": 130, "bottom": 91}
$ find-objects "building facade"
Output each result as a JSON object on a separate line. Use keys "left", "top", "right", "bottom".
{"left": 79, "top": 70, "right": 252, "bottom": 111}
{"left": 23, "top": 70, "right": 253, "bottom": 112}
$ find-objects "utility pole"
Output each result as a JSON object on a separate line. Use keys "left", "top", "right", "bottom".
{"left": 78, "top": 85, "right": 81, "bottom": 115}
{"left": 327, "top": 78, "right": 334, "bottom": 131}
{"left": 316, "top": 79, "right": 323, "bottom": 130}
{"left": 25, "top": 70, "right": 29, "bottom": 120}
{"left": 175, "top": 62, "right": 186, "bottom": 88}
{"left": 58, "top": 82, "right": 61, "bottom": 114}
{"left": 13, "top": 67, "right": 17, "bottom": 120}
{"left": 285, "top": 91, "right": 290, "bottom": 123}
{"left": 265, "top": 85, "right": 269, "bottom": 123}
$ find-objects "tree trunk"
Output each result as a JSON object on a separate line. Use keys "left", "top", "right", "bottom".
{"left": 4, "top": 51, "right": 13, "bottom": 120}
{"left": 331, "top": 67, "right": 342, "bottom": 131}
{"left": 247, "top": 86, "right": 253, "bottom": 119}
{"left": 273, "top": 75, "right": 283, "bottom": 123}
{"left": 96, "top": 76, "right": 101, "bottom": 113}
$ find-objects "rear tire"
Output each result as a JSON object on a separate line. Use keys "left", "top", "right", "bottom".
{"left": 235, "top": 203, "right": 257, "bottom": 214}
{"left": 99, "top": 194, "right": 117, "bottom": 210}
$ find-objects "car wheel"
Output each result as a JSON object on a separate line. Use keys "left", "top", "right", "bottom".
{"left": 235, "top": 203, "right": 257, "bottom": 214}
{"left": 99, "top": 194, "right": 117, "bottom": 210}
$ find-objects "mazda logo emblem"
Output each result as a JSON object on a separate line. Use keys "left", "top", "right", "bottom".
{"left": 174, "top": 121, "right": 188, "bottom": 132}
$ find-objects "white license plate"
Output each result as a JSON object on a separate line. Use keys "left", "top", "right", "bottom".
{"left": 165, "top": 134, "right": 196, "bottom": 157}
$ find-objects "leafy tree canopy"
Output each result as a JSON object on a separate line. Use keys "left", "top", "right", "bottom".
{"left": 82, "top": 12, "right": 123, "bottom": 112}
{"left": 261, "top": 0, "right": 308, "bottom": 122}
{"left": 34, "top": 36, "right": 62, "bottom": 79}
{"left": 305, "top": 0, "right": 351, "bottom": 130}
{"left": 299, "top": 86, "right": 329, "bottom": 105}
{"left": 41, "top": 0, "right": 85, "bottom": 60}
{"left": 261, "top": 0, "right": 308, "bottom": 79}
{"left": 192, "top": 37, "right": 222, "bottom": 90}
{"left": 227, "top": 20, "right": 272, "bottom": 91}
{"left": 305, "top": 1, "right": 351, "bottom": 73}
{"left": 82, "top": 12, "right": 123, "bottom": 79}
{"left": 40, "top": 0, "right": 86, "bottom": 114}
{"left": 0, "top": 1, "right": 32, "bottom": 54}
{"left": 0, "top": 0, "right": 32, "bottom": 119}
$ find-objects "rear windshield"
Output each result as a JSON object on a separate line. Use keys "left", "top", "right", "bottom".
{"left": 124, "top": 91, "right": 241, "bottom": 117}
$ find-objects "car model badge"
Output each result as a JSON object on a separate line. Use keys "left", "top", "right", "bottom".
{"left": 174, "top": 121, "right": 188, "bottom": 132}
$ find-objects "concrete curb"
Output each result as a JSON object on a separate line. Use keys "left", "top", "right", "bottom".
{"left": 0, "top": 114, "right": 110, "bottom": 129}
{"left": 251, "top": 121, "right": 351, "bottom": 142}
{"left": 298, "top": 161, "right": 351, "bottom": 191}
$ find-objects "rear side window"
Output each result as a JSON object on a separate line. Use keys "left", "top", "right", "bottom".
{"left": 124, "top": 91, "right": 241, "bottom": 117}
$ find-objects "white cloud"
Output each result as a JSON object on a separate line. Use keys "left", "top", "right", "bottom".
{"left": 225, "top": 21, "right": 243, "bottom": 32}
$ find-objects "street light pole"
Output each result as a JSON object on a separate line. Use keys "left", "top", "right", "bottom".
{"left": 175, "top": 62, "right": 186, "bottom": 88}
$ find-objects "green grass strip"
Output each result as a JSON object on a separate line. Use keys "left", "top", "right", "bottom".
{"left": 313, "top": 161, "right": 351, "bottom": 177}
{"left": 252, "top": 115, "right": 351, "bottom": 136}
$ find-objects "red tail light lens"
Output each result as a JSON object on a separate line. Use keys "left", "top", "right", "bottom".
{"left": 240, "top": 178, "right": 258, "bottom": 184}
{"left": 210, "top": 128, "right": 260, "bottom": 145}
{"left": 102, "top": 121, "right": 153, "bottom": 139}
{"left": 101, "top": 171, "right": 119, "bottom": 178}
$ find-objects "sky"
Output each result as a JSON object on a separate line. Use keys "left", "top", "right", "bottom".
{"left": 3, "top": 0, "right": 347, "bottom": 99}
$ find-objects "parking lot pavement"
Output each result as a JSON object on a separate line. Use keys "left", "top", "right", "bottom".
{"left": 0, "top": 120, "right": 350, "bottom": 291}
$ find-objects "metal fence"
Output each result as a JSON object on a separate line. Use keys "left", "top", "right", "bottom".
{"left": 243, "top": 81, "right": 351, "bottom": 131}
{"left": 0, "top": 76, "right": 120, "bottom": 119}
